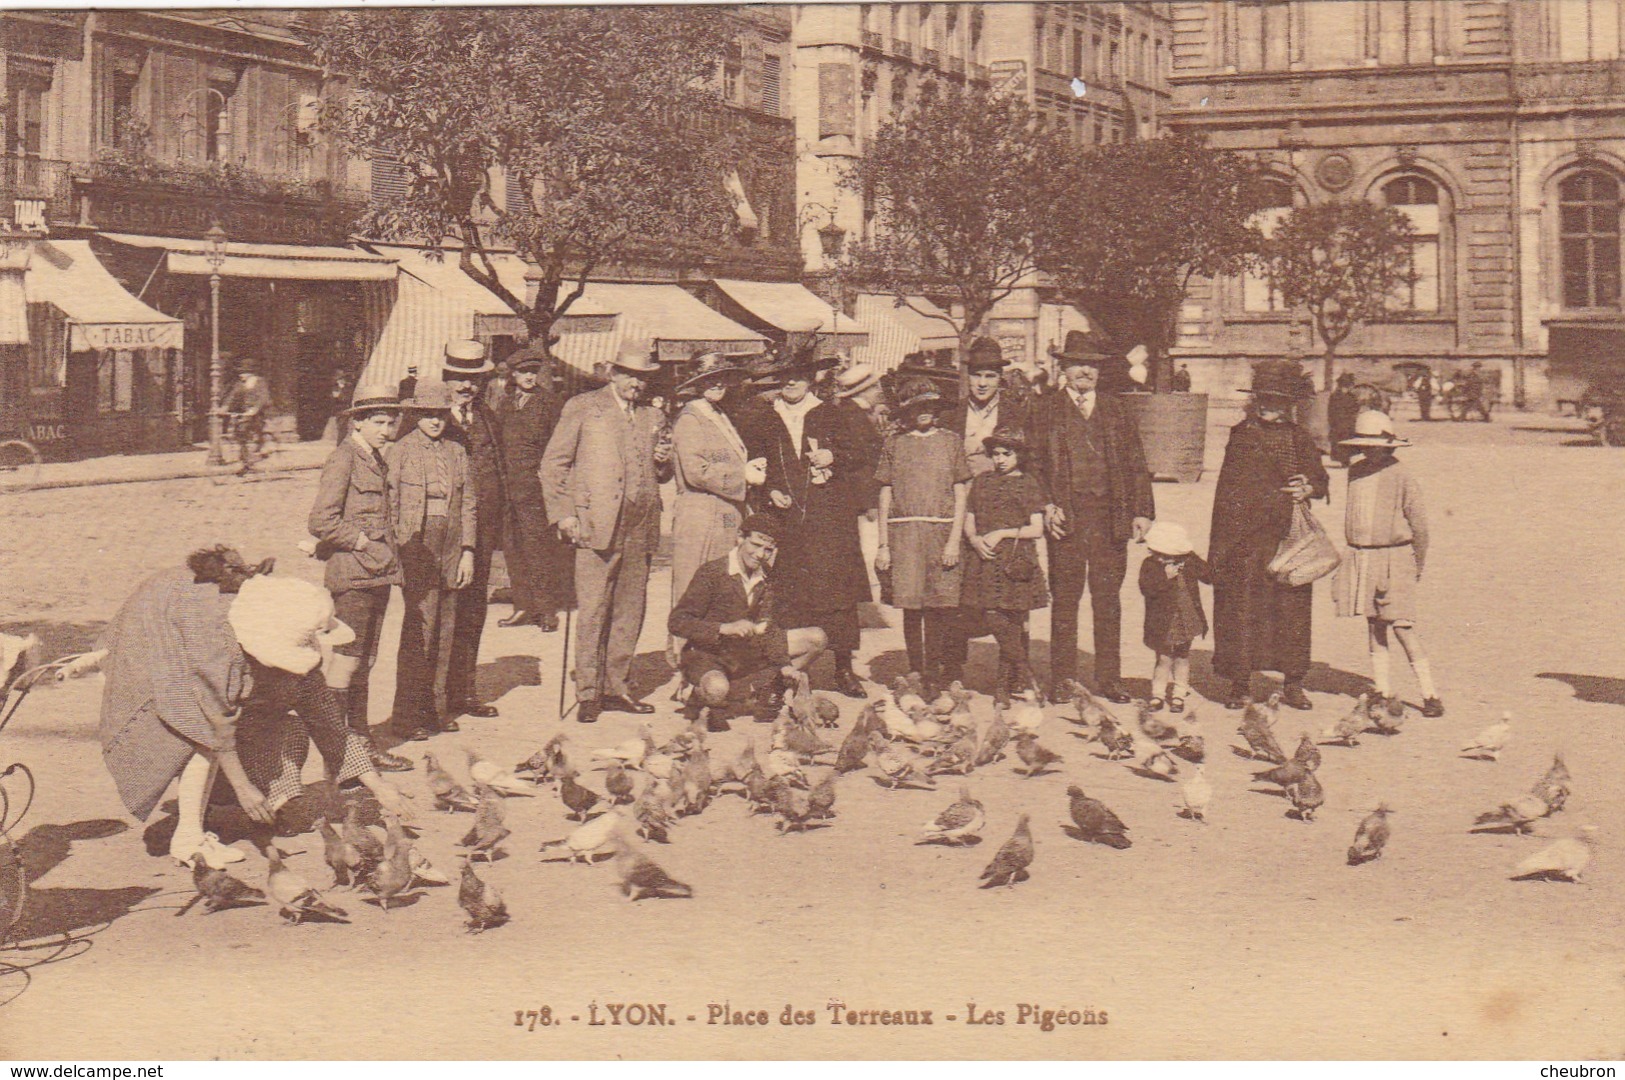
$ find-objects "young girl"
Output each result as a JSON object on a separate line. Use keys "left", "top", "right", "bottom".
{"left": 1137, "top": 520, "right": 1210, "bottom": 714}
{"left": 874, "top": 377, "right": 971, "bottom": 692}
{"left": 960, "top": 429, "right": 1049, "bottom": 706}
{"left": 1333, "top": 410, "right": 1442, "bottom": 717}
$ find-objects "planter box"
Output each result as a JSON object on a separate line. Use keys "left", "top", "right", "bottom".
{"left": 1120, "top": 391, "right": 1207, "bottom": 484}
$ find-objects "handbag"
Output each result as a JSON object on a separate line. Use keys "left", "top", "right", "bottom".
{"left": 1268, "top": 503, "right": 1342, "bottom": 587}
{"left": 995, "top": 538, "right": 1038, "bottom": 582}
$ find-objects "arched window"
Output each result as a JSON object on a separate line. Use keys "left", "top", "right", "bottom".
{"left": 1383, "top": 175, "right": 1441, "bottom": 312}
{"left": 1242, "top": 178, "right": 1296, "bottom": 313}
{"left": 1559, "top": 170, "right": 1621, "bottom": 310}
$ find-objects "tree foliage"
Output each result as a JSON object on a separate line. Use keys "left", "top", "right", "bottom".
{"left": 314, "top": 7, "right": 737, "bottom": 350}
{"left": 837, "top": 87, "right": 1070, "bottom": 361}
{"left": 1040, "top": 134, "right": 1267, "bottom": 390}
{"left": 1262, "top": 199, "right": 1419, "bottom": 385}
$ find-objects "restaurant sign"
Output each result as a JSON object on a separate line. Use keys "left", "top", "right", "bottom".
{"left": 82, "top": 182, "right": 360, "bottom": 247}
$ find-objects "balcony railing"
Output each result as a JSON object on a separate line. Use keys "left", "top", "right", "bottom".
{"left": 0, "top": 156, "right": 75, "bottom": 226}
{"left": 893, "top": 39, "right": 913, "bottom": 60}
{"left": 861, "top": 29, "right": 884, "bottom": 51}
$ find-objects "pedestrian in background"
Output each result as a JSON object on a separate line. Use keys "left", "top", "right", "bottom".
{"left": 307, "top": 383, "right": 413, "bottom": 772}
{"left": 1137, "top": 520, "right": 1210, "bottom": 715}
{"left": 387, "top": 381, "right": 477, "bottom": 741}
{"left": 1328, "top": 372, "right": 1361, "bottom": 467}
{"left": 1334, "top": 411, "right": 1443, "bottom": 717}
{"left": 495, "top": 346, "right": 570, "bottom": 633}
{"left": 221, "top": 356, "right": 271, "bottom": 473}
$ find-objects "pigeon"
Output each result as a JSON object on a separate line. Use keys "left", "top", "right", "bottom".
{"left": 457, "top": 783, "right": 511, "bottom": 862}
{"left": 770, "top": 784, "right": 815, "bottom": 834}
{"left": 763, "top": 742, "right": 808, "bottom": 787}
{"left": 973, "top": 712, "right": 1012, "bottom": 767}
{"left": 1170, "top": 734, "right": 1206, "bottom": 764}
{"left": 464, "top": 749, "right": 533, "bottom": 797}
{"left": 835, "top": 718, "right": 871, "bottom": 773}
{"left": 1178, "top": 765, "right": 1211, "bottom": 823}
{"left": 1321, "top": 695, "right": 1369, "bottom": 746}
{"left": 1347, "top": 805, "right": 1393, "bottom": 865}
{"left": 1511, "top": 825, "right": 1598, "bottom": 883}
{"left": 1370, "top": 696, "right": 1406, "bottom": 735}
{"left": 1473, "top": 792, "right": 1554, "bottom": 834}
{"left": 1286, "top": 771, "right": 1325, "bottom": 822}
{"left": 265, "top": 848, "right": 348, "bottom": 924}
{"left": 1004, "top": 689, "right": 1046, "bottom": 737}
{"left": 869, "top": 696, "right": 900, "bottom": 739}
{"left": 979, "top": 813, "right": 1035, "bottom": 888}
{"left": 919, "top": 786, "right": 985, "bottom": 845}
{"left": 538, "top": 809, "right": 627, "bottom": 863}
{"left": 1238, "top": 694, "right": 1287, "bottom": 763}
{"left": 559, "top": 770, "right": 601, "bottom": 822}
{"left": 1531, "top": 752, "right": 1571, "bottom": 813}
{"left": 869, "top": 731, "right": 933, "bottom": 789}
{"left": 458, "top": 858, "right": 509, "bottom": 932}
{"left": 1460, "top": 713, "right": 1512, "bottom": 761}
{"left": 1013, "top": 732, "right": 1062, "bottom": 778}
{"left": 1137, "top": 745, "right": 1181, "bottom": 781}
{"left": 807, "top": 772, "right": 837, "bottom": 819}
{"left": 368, "top": 821, "right": 413, "bottom": 912}
{"left": 604, "top": 764, "right": 635, "bottom": 805}
{"left": 676, "top": 750, "right": 714, "bottom": 816}
{"left": 191, "top": 862, "right": 264, "bottom": 913}
{"left": 893, "top": 674, "right": 928, "bottom": 715}
{"left": 341, "top": 804, "right": 384, "bottom": 870}
{"left": 925, "top": 731, "right": 978, "bottom": 776}
{"left": 375, "top": 812, "right": 446, "bottom": 887}
{"left": 515, "top": 734, "right": 571, "bottom": 783}
{"left": 1137, "top": 701, "right": 1179, "bottom": 743}
{"left": 777, "top": 716, "right": 834, "bottom": 763}
{"left": 1066, "top": 786, "right": 1131, "bottom": 849}
{"left": 929, "top": 683, "right": 958, "bottom": 715}
{"left": 613, "top": 837, "right": 694, "bottom": 900}
{"left": 315, "top": 816, "right": 365, "bottom": 888}
{"left": 633, "top": 787, "right": 676, "bottom": 844}
{"left": 1253, "top": 760, "right": 1312, "bottom": 788}
{"left": 1063, "top": 679, "right": 1114, "bottom": 734}
{"left": 813, "top": 694, "right": 842, "bottom": 729}
{"left": 1096, "top": 714, "right": 1136, "bottom": 761}
{"left": 1292, "top": 732, "right": 1322, "bottom": 772}
{"left": 902, "top": 703, "right": 946, "bottom": 743}
{"left": 591, "top": 723, "right": 655, "bottom": 769}
{"left": 424, "top": 752, "right": 479, "bottom": 812}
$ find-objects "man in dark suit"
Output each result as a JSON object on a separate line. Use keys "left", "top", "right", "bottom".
{"left": 1026, "top": 330, "right": 1155, "bottom": 704}
{"left": 439, "top": 339, "right": 506, "bottom": 720}
{"left": 494, "top": 346, "right": 570, "bottom": 632}
{"left": 944, "top": 336, "right": 1032, "bottom": 478}
{"left": 668, "top": 513, "right": 827, "bottom": 731}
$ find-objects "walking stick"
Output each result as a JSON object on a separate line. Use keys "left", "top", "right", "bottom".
{"left": 558, "top": 606, "right": 575, "bottom": 720}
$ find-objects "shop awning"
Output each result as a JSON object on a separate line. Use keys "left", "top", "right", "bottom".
{"left": 554, "top": 283, "right": 766, "bottom": 373}
{"left": 26, "top": 240, "right": 183, "bottom": 352}
{"left": 374, "top": 245, "right": 530, "bottom": 340}
{"left": 851, "top": 293, "right": 957, "bottom": 372}
{"left": 712, "top": 278, "right": 867, "bottom": 343}
{"left": 99, "top": 232, "right": 397, "bottom": 282}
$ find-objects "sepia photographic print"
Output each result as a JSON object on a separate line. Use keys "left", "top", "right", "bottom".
{"left": 0, "top": 0, "right": 1621, "bottom": 1063}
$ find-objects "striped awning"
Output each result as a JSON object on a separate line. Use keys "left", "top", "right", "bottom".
{"left": 851, "top": 293, "right": 958, "bottom": 373}
{"left": 372, "top": 245, "right": 530, "bottom": 340}
{"left": 26, "top": 240, "right": 183, "bottom": 352}
{"left": 99, "top": 233, "right": 397, "bottom": 282}
{"left": 360, "top": 274, "right": 475, "bottom": 390}
{"left": 712, "top": 279, "right": 867, "bottom": 344}
{"left": 552, "top": 283, "right": 766, "bottom": 376}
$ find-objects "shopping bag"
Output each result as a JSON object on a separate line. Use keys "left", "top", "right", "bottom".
{"left": 1268, "top": 503, "right": 1342, "bottom": 587}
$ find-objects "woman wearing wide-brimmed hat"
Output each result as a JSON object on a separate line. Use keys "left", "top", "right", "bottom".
{"left": 668, "top": 352, "right": 766, "bottom": 666}
{"left": 307, "top": 383, "right": 413, "bottom": 772}
{"left": 1208, "top": 359, "right": 1329, "bottom": 711}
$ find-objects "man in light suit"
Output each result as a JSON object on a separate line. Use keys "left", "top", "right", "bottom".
{"left": 541, "top": 341, "right": 674, "bottom": 723}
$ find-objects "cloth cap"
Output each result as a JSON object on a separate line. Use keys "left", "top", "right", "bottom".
{"left": 229, "top": 576, "right": 354, "bottom": 675}
{"left": 740, "top": 511, "right": 789, "bottom": 547}
{"left": 834, "top": 361, "right": 880, "bottom": 399}
{"left": 403, "top": 380, "right": 455, "bottom": 412}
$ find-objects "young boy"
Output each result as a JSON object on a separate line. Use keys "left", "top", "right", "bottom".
{"left": 1333, "top": 411, "right": 1443, "bottom": 717}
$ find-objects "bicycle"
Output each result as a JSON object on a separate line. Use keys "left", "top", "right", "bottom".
{"left": 0, "top": 438, "right": 41, "bottom": 489}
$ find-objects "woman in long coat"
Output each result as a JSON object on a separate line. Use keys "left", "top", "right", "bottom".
{"left": 669, "top": 354, "right": 761, "bottom": 664}
{"left": 1209, "top": 360, "right": 1329, "bottom": 711}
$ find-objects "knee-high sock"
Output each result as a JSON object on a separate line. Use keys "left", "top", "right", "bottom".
{"left": 174, "top": 754, "right": 216, "bottom": 839}
{"left": 902, "top": 610, "right": 925, "bottom": 675}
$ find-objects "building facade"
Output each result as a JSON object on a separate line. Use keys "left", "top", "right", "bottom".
{"left": 1166, "top": 0, "right": 1625, "bottom": 406}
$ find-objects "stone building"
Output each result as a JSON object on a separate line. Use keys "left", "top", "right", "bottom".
{"left": 1166, "top": 0, "right": 1625, "bottom": 407}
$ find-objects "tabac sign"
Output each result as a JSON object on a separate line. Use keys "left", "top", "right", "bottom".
{"left": 73, "top": 320, "right": 184, "bottom": 353}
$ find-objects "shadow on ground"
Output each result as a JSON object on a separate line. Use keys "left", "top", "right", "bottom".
{"left": 1537, "top": 672, "right": 1625, "bottom": 707}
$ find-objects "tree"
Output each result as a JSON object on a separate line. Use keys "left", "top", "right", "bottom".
{"left": 1261, "top": 199, "right": 1419, "bottom": 389}
{"left": 1039, "top": 134, "right": 1266, "bottom": 391}
{"left": 837, "top": 86, "right": 1070, "bottom": 365}
{"left": 314, "top": 8, "right": 737, "bottom": 355}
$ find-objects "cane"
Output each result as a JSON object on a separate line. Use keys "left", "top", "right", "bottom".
{"left": 558, "top": 606, "right": 575, "bottom": 720}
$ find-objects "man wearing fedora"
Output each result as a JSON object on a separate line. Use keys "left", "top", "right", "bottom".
{"left": 541, "top": 340, "right": 674, "bottom": 723}
{"left": 1026, "top": 328, "right": 1155, "bottom": 704}
{"left": 495, "top": 345, "right": 569, "bottom": 633}
{"left": 439, "top": 339, "right": 507, "bottom": 720}
{"left": 946, "top": 336, "right": 1032, "bottom": 478}
{"left": 306, "top": 383, "right": 414, "bottom": 771}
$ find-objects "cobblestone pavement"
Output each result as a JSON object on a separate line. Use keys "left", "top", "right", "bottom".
{"left": 1, "top": 411, "right": 1620, "bottom": 1059}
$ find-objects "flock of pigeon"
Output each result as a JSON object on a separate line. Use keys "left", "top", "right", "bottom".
{"left": 178, "top": 670, "right": 1596, "bottom": 933}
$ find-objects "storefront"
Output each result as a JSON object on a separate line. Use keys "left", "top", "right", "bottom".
{"left": 708, "top": 278, "right": 867, "bottom": 360}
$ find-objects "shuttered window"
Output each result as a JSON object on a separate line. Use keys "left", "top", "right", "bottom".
{"left": 370, "top": 152, "right": 408, "bottom": 208}
{"left": 505, "top": 169, "right": 533, "bottom": 217}
{"left": 761, "top": 54, "right": 782, "bottom": 116}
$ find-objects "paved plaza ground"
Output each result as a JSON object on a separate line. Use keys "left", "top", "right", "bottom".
{"left": 0, "top": 408, "right": 1621, "bottom": 1059}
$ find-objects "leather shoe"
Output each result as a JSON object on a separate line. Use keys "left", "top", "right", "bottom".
{"left": 434, "top": 717, "right": 462, "bottom": 733}
{"left": 367, "top": 744, "right": 414, "bottom": 772}
{"left": 833, "top": 668, "right": 866, "bottom": 698}
{"left": 1096, "top": 683, "right": 1132, "bottom": 704}
{"left": 538, "top": 613, "right": 560, "bottom": 633}
{"left": 1280, "top": 684, "right": 1313, "bottom": 711}
{"left": 452, "top": 701, "right": 499, "bottom": 719}
{"left": 391, "top": 721, "right": 432, "bottom": 742}
{"left": 599, "top": 695, "right": 654, "bottom": 715}
{"left": 498, "top": 610, "right": 536, "bottom": 628}
{"left": 576, "top": 699, "right": 602, "bottom": 724}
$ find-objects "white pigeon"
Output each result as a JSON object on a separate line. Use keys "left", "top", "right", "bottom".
{"left": 0, "top": 632, "right": 38, "bottom": 690}
{"left": 465, "top": 749, "right": 534, "bottom": 797}
{"left": 1178, "top": 765, "right": 1211, "bottom": 823}
{"left": 870, "top": 697, "right": 902, "bottom": 739}
{"left": 539, "top": 809, "right": 627, "bottom": 864}
{"left": 1512, "top": 826, "right": 1598, "bottom": 882}
{"left": 590, "top": 724, "right": 654, "bottom": 769}
{"left": 1460, "top": 713, "right": 1512, "bottom": 761}
{"left": 1005, "top": 689, "right": 1046, "bottom": 736}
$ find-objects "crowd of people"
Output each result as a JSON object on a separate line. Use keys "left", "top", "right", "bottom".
{"left": 97, "top": 330, "right": 1446, "bottom": 867}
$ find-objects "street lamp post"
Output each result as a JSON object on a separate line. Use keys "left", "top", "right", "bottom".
{"left": 204, "top": 221, "right": 227, "bottom": 465}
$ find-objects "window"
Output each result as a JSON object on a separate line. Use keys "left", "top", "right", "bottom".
{"left": 1383, "top": 176, "right": 1442, "bottom": 312}
{"left": 370, "top": 152, "right": 408, "bottom": 209}
{"left": 1110, "top": 41, "right": 1121, "bottom": 80}
{"left": 1556, "top": 0, "right": 1621, "bottom": 61}
{"left": 504, "top": 169, "right": 533, "bottom": 217}
{"left": 1243, "top": 179, "right": 1297, "bottom": 313}
{"left": 1093, "top": 120, "right": 1104, "bottom": 144}
{"left": 1036, "top": 18, "right": 1046, "bottom": 64}
{"left": 204, "top": 79, "right": 235, "bottom": 162}
{"left": 1559, "top": 170, "right": 1622, "bottom": 310}
{"left": 1073, "top": 30, "right": 1085, "bottom": 76}
{"left": 761, "top": 54, "right": 782, "bottom": 115}
{"left": 7, "top": 72, "right": 47, "bottom": 159}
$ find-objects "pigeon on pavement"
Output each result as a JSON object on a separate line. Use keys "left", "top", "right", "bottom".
{"left": 266, "top": 847, "right": 347, "bottom": 924}
{"left": 1347, "top": 805, "right": 1393, "bottom": 865}
{"left": 458, "top": 858, "right": 509, "bottom": 932}
{"left": 1510, "top": 825, "right": 1598, "bottom": 882}
{"left": 191, "top": 863, "right": 264, "bottom": 913}
{"left": 1286, "top": 771, "right": 1325, "bottom": 822}
{"left": 614, "top": 837, "right": 694, "bottom": 900}
{"left": 559, "top": 770, "right": 602, "bottom": 822}
{"left": 979, "top": 814, "right": 1034, "bottom": 888}
{"left": 315, "top": 815, "right": 364, "bottom": 888}
{"left": 424, "top": 752, "right": 479, "bottom": 812}
{"left": 457, "top": 783, "right": 511, "bottom": 862}
{"left": 1013, "top": 732, "right": 1063, "bottom": 778}
{"left": 919, "top": 786, "right": 986, "bottom": 845}
{"left": 1239, "top": 694, "right": 1287, "bottom": 763}
{"left": 1321, "top": 695, "right": 1369, "bottom": 746}
{"left": 1178, "top": 766, "right": 1211, "bottom": 823}
{"left": 1292, "top": 732, "right": 1322, "bottom": 772}
{"left": 1460, "top": 713, "right": 1512, "bottom": 761}
{"left": 1066, "top": 786, "right": 1132, "bottom": 848}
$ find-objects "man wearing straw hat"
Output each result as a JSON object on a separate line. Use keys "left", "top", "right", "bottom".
{"left": 307, "top": 382, "right": 414, "bottom": 771}
{"left": 541, "top": 338, "right": 674, "bottom": 723}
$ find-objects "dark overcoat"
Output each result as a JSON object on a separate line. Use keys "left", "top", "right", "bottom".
{"left": 1024, "top": 391, "right": 1155, "bottom": 545}
{"left": 1207, "top": 417, "right": 1329, "bottom": 680}
{"left": 496, "top": 385, "right": 573, "bottom": 606}
{"left": 445, "top": 398, "right": 507, "bottom": 551}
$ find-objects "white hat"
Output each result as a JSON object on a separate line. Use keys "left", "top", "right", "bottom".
{"left": 1338, "top": 410, "right": 1411, "bottom": 448}
{"left": 1143, "top": 521, "right": 1194, "bottom": 557}
{"left": 229, "top": 576, "right": 354, "bottom": 674}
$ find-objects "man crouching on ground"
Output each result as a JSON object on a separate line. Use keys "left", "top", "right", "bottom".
{"left": 668, "top": 512, "right": 826, "bottom": 731}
